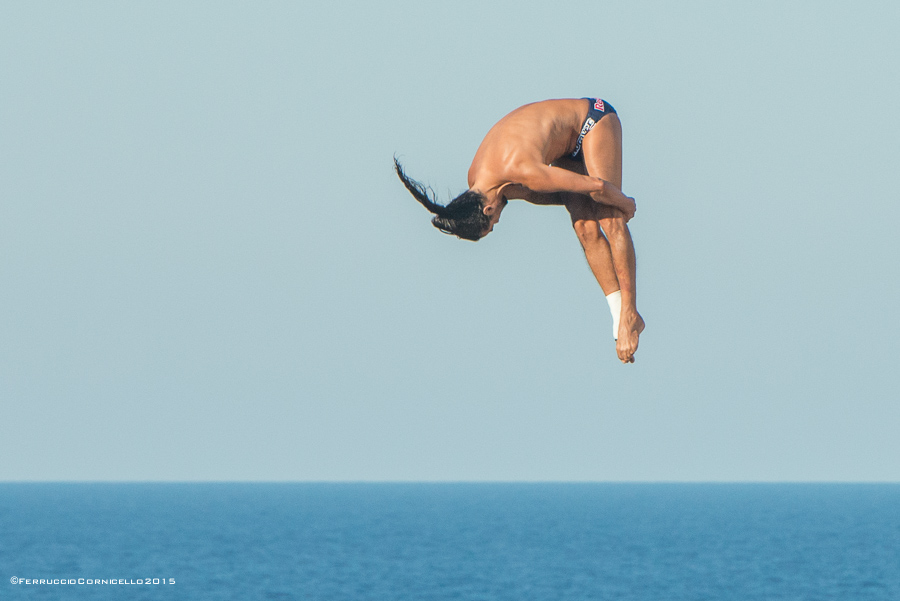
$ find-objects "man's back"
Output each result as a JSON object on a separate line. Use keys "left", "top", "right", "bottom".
{"left": 467, "top": 99, "right": 590, "bottom": 192}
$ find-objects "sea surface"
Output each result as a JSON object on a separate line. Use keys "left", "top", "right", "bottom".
{"left": 1, "top": 483, "right": 898, "bottom": 600}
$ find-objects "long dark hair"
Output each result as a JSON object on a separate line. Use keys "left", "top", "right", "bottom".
{"left": 394, "top": 157, "right": 489, "bottom": 241}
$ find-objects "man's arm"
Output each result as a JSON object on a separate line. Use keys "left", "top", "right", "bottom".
{"left": 500, "top": 185, "right": 566, "bottom": 206}
{"left": 514, "top": 164, "right": 636, "bottom": 220}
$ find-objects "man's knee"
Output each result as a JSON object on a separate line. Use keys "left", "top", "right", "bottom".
{"left": 572, "top": 218, "right": 605, "bottom": 246}
{"left": 598, "top": 214, "right": 626, "bottom": 238}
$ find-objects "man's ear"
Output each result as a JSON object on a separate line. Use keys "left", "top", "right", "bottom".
{"left": 482, "top": 203, "right": 495, "bottom": 216}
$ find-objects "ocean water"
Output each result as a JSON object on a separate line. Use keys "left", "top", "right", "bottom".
{"left": 1, "top": 483, "right": 898, "bottom": 600}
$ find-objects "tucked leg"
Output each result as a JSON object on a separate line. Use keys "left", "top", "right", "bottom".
{"left": 565, "top": 195, "right": 620, "bottom": 296}
{"left": 580, "top": 113, "right": 644, "bottom": 363}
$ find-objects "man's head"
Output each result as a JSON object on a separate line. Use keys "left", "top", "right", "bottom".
{"left": 394, "top": 157, "right": 495, "bottom": 241}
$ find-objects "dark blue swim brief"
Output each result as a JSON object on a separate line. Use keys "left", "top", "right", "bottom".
{"left": 571, "top": 98, "right": 617, "bottom": 158}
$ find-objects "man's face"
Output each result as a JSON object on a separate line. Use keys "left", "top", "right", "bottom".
{"left": 481, "top": 198, "right": 508, "bottom": 237}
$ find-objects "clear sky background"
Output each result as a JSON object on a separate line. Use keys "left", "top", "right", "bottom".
{"left": 2, "top": 1, "right": 898, "bottom": 482}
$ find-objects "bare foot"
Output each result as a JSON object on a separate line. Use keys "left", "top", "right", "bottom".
{"left": 616, "top": 310, "right": 645, "bottom": 364}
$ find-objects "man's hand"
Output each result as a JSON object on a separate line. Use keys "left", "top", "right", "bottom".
{"left": 618, "top": 196, "right": 636, "bottom": 222}
{"left": 607, "top": 186, "right": 635, "bottom": 222}
{"left": 588, "top": 183, "right": 635, "bottom": 221}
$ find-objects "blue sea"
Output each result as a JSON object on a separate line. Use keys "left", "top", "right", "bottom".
{"left": 1, "top": 483, "right": 898, "bottom": 600}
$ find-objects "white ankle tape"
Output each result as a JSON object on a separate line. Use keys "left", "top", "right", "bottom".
{"left": 605, "top": 290, "right": 622, "bottom": 340}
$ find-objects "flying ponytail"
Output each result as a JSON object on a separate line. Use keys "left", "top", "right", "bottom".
{"left": 394, "top": 156, "right": 490, "bottom": 241}
{"left": 394, "top": 157, "right": 448, "bottom": 217}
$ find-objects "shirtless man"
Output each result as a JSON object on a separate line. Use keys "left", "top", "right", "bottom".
{"left": 395, "top": 98, "right": 644, "bottom": 363}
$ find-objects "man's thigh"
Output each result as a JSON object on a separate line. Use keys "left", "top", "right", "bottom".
{"left": 564, "top": 193, "right": 621, "bottom": 223}
{"left": 552, "top": 150, "right": 623, "bottom": 222}
{"left": 580, "top": 113, "right": 623, "bottom": 188}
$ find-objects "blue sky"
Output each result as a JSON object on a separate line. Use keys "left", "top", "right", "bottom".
{"left": 1, "top": 1, "right": 898, "bottom": 481}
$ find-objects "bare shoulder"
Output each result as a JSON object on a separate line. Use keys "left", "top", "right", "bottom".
{"left": 498, "top": 98, "right": 587, "bottom": 125}
{"left": 468, "top": 99, "right": 589, "bottom": 188}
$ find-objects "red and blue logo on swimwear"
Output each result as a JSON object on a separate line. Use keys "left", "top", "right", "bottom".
{"left": 594, "top": 99, "right": 605, "bottom": 112}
